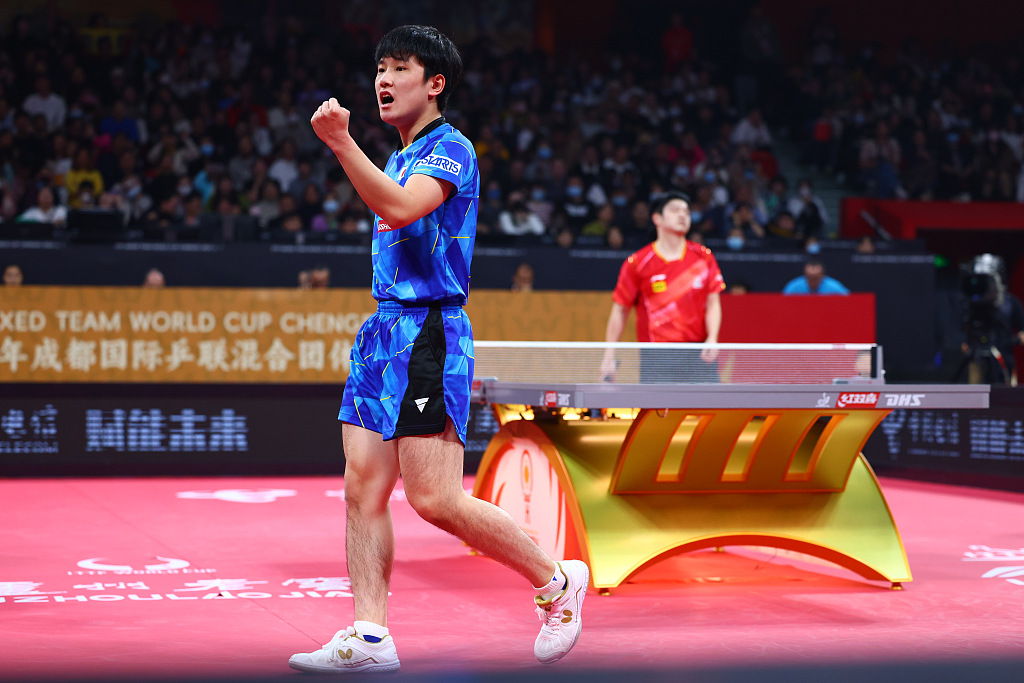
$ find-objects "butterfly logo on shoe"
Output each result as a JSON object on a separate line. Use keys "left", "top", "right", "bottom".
{"left": 338, "top": 649, "right": 354, "bottom": 660}
{"left": 560, "top": 609, "right": 573, "bottom": 624}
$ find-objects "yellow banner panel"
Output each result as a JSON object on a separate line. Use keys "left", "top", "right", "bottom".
{"left": 0, "top": 287, "right": 619, "bottom": 384}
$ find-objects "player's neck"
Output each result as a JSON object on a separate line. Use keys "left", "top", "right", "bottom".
{"left": 398, "top": 105, "right": 444, "bottom": 148}
{"left": 654, "top": 231, "right": 688, "bottom": 261}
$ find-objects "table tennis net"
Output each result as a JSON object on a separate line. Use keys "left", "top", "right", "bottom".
{"left": 472, "top": 342, "right": 882, "bottom": 385}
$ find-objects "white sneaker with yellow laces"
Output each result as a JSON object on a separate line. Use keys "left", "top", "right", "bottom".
{"left": 534, "top": 559, "right": 589, "bottom": 663}
{"left": 288, "top": 625, "right": 400, "bottom": 674}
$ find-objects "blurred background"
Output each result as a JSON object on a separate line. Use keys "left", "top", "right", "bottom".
{"left": 2, "top": 0, "right": 1024, "bottom": 480}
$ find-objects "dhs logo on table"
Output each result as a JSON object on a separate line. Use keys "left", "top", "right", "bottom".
{"left": 836, "top": 392, "right": 880, "bottom": 409}
{"left": 883, "top": 393, "right": 925, "bottom": 407}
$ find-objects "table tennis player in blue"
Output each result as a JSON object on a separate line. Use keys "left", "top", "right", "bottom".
{"left": 291, "top": 25, "right": 589, "bottom": 674}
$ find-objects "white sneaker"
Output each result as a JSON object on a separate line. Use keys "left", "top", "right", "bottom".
{"left": 534, "top": 559, "right": 589, "bottom": 663}
{"left": 288, "top": 626, "right": 400, "bottom": 674}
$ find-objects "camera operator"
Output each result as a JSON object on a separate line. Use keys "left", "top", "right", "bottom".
{"left": 958, "top": 254, "right": 1024, "bottom": 385}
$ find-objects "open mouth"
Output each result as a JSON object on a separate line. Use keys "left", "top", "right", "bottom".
{"left": 380, "top": 92, "right": 394, "bottom": 106}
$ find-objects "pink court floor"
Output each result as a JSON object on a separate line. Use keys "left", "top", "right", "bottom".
{"left": 2, "top": 474, "right": 1023, "bottom": 681}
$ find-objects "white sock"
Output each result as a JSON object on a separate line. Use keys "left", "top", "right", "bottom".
{"left": 533, "top": 564, "right": 566, "bottom": 600}
{"left": 354, "top": 620, "right": 389, "bottom": 643}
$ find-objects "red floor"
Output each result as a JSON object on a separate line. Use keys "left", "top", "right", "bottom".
{"left": 2, "top": 475, "right": 1023, "bottom": 680}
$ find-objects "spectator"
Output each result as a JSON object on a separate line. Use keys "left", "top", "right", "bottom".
{"left": 782, "top": 259, "right": 849, "bottom": 295}
{"left": 309, "top": 264, "right": 330, "bottom": 289}
{"left": 4, "top": 264, "right": 24, "bottom": 286}
{"left": 511, "top": 261, "right": 534, "bottom": 292}
{"left": 497, "top": 194, "right": 545, "bottom": 237}
{"left": 787, "top": 179, "right": 827, "bottom": 238}
{"left": 727, "top": 202, "right": 766, "bottom": 241}
{"left": 477, "top": 180, "right": 504, "bottom": 234}
{"left": 65, "top": 148, "right": 105, "bottom": 208}
{"left": 762, "top": 175, "right": 788, "bottom": 220}
{"left": 525, "top": 183, "right": 555, "bottom": 227}
{"left": 557, "top": 175, "right": 595, "bottom": 234}
{"left": 661, "top": 12, "right": 693, "bottom": 71}
{"left": 858, "top": 121, "right": 902, "bottom": 198}
{"left": 312, "top": 195, "right": 342, "bottom": 232}
{"left": 98, "top": 100, "right": 140, "bottom": 144}
{"left": 268, "top": 139, "right": 299, "bottom": 193}
{"left": 730, "top": 107, "right": 772, "bottom": 149}
{"left": 581, "top": 203, "right": 616, "bottom": 239}
{"left": 766, "top": 210, "right": 799, "bottom": 241}
{"left": 903, "top": 129, "right": 938, "bottom": 200}
{"left": 17, "top": 186, "right": 67, "bottom": 226}
{"left": 228, "top": 135, "right": 257, "bottom": 191}
{"left": 142, "top": 268, "right": 166, "bottom": 288}
{"left": 250, "top": 179, "right": 282, "bottom": 229}
{"left": 22, "top": 75, "right": 66, "bottom": 133}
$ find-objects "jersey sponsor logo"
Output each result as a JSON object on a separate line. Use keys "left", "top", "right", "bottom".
{"left": 377, "top": 219, "right": 396, "bottom": 232}
{"left": 837, "top": 392, "right": 880, "bottom": 408}
{"left": 414, "top": 154, "right": 462, "bottom": 175}
{"left": 883, "top": 393, "right": 925, "bottom": 407}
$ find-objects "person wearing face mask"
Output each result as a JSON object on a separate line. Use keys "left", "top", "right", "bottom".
{"left": 556, "top": 175, "right": 594, "bottom": 234}
{"left": 783, "top": 257, "right": 849, "bottom": 295}
{"left": 602, "top": 191, "right": 724, "bottom": 384}
{"left": 526, "top": 183, "right": 554, "bottom": 227}
{"left": 312, "top": 196, "right": 342, "bottom": 231}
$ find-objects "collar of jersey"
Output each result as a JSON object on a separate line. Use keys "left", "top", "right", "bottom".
{"left": 400, "top": 116, "right": 447, "bottom": 152}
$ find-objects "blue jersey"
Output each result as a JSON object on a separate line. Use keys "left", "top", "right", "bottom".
{"left": 371, "top": 118, "right": 479, "bottom": 304}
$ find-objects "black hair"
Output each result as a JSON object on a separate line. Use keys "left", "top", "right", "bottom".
{"left": 374, "top": 25, "right": 463, "bottom": 112}
{"left": 650, "top": 191, "right": 691, "bottom": 217}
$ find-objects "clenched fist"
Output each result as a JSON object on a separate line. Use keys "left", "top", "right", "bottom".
{"left": 311, "top": 98, "right": 352, "bottom": 151}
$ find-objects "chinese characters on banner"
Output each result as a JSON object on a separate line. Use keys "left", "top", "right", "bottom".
{"left": 0, "top": 287, "right": 377, "bottom": 383}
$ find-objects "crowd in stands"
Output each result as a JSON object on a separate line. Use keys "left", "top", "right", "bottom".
{"left": 2, "top": 7, "right": 1020, "bottom": 254}
{"left": 783, "top": 10, "right": 1024, "bottom": 202}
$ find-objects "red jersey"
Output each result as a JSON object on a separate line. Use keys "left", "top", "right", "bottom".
{"left": 612, "top": 241, "right": 724, "bottom": 342}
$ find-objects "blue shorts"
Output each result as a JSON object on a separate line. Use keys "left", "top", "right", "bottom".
{"left": 339, "top": 301, "right": 474, "bottom": 445}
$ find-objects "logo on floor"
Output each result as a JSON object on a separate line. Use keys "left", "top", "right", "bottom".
{"left": 176, "top": 489, "right": 297, "bottom": 503}
{"left": 0, "top": 575, "right": 367, "bottom": 606}
{"left": 964, "top": 545, "right": 1024, "bottom": 586}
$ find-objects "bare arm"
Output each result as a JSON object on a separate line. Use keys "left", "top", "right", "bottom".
{"left": 601, "top": 302, "right": 629, "bottom": 380}
{"left": 311, "top": 98, "right": 451, "bottom": 229}
{"left": 702, "top": 291, "right": 722, "bottom": 362}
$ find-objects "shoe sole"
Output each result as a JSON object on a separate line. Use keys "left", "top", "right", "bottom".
{"left": 537, "top": 562, "right": 589, "bottom": 664}
{"left": 288, "top": 659, "right": 401, "bottom": 674}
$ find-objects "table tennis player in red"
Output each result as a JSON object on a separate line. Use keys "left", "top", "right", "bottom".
{"left": 602, "top": 191, "right": 724, "bottom": 383}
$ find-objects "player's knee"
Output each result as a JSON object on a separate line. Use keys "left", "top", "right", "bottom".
{"left": 343, "top": 470, "right": 392, "bottom": 514}
{"left": 405, "top": 488, "right": 457, "bottom": 528}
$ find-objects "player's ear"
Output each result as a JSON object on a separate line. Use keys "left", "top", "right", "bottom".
{"left": 428, "top": 74, "right": 445, "bottom": 98}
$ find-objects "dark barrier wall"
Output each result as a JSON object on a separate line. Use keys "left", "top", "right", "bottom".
{"left": 4, "top": 383, "right": 1020, "bottom": 489}
{"left": 863, "top": 387, "right": 1024, "bottom": 489}
{"left": 1, "top": 240, "right": 935, "bottom": 378}
{"left": 0, "top": 383, "right": 496, "bottom": 477}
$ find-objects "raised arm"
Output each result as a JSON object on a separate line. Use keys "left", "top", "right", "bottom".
{"left": 311, "top": 98, "right": 452, "bottom": 228}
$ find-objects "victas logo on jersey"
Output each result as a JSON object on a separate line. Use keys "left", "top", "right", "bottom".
{"left": 414, "top": 154, "right": 462, "bottom": 175}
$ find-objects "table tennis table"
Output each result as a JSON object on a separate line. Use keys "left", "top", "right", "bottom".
{"left": 468, "top": 342, "right": 990, "bottom": 592}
